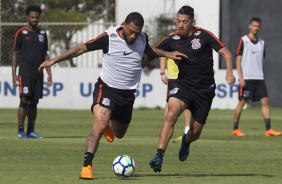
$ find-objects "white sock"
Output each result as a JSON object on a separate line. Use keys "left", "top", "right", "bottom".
{"left": 184, "top": 126, "right": 190, "bottom": 134}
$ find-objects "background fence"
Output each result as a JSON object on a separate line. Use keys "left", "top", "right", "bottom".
{"left": 0, "top": 0, "right": 117, "bottom": 68}
{"left": 0, "top": 0, "right": 175, "bottom": 68}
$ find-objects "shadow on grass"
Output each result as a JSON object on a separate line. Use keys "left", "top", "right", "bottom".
{"left": 134, "top": 173, "right": 274, "bottom": 178}
{"left": 45, "top": 136, "right": 86, "bottom": 138}
{"left": 90, "top": 173, "right": 274, "bottom": 181}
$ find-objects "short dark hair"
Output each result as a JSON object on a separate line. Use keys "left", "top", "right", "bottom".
{"left": 26, "top": 5, "right": 41, "bottom": 16}
{"left": 250, "top": 17, "right": 261, "bottom": 24}
{"left": 124, "top": 12, "right": 144, "bottom": 27}
{"left": 177, "top": 6, "right": 194, "bottom": 19}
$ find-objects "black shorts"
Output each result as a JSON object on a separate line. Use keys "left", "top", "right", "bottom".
{"left": 168, "top": 80, "right": 215, "bottom": 125}
{"left": 238, "top": 80, "right": 268, "bottom": 101}
{"left": 18, "top": 75, "right": 43, "bottom": 99}
{"left": 91, "top": 78, "right": 136, "bottom": 124}
{"left": 167, "top": 79, "right": 177, "bottom": 100}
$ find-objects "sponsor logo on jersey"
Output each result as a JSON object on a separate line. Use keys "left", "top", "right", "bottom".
{"left": 110, "top": 33, "right": 117, "bottom": 38}
{"left": 23, "top": 87, "right": 29, "bottom": 94}
{"left": 22, "top": 30, "right": 28, "bottom": 34}
{"left": 123, "top": 51, "right": 134, "bottom": 56}
{"left": 169, "top": 87, "right": 179, "bottom": 95}
{"left": 102, "top": 98, "right": 111, "bottom": 106}
{"left": 172, "top": 35, "right": 180, "bottom": 40}
{"left": 191, "top": 38, "right": 201, "bottom": 50}
{"left": 40, "top": 30, "right": 45, "bottom": 34}
{"left": 194, "top": 31, "right": 201, "bottom": 36}
{"left": 38, "top": 35, "right": 45, "bottom": 43}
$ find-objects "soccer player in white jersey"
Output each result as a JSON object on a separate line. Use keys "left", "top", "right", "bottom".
{"left": 38, "top": 12, "right": 187, "bottom": 180}
{"left": 232, "top": 17, "right": 282, "bottom": 137}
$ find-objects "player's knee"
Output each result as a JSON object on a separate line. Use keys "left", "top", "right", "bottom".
{"left": 114, "top": 129, "right": 126, "bottom": 139}
{"left": 115, "top": 132, "right": 125, "bottom": 139}
{"left": 261, "top": 97, "right": 269, "bottom": 105}
{"left": 19, "top": 100, "right": 28, "bottom": 109}
{"left": 27, "top": 103, "right": 37, "bottom": 110}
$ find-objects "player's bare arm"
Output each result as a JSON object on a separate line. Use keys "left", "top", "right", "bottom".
{"left": 11, "top": 51, "right": 19, "bottom": 86}
{"left": 218, "top": 47, "right": 236, "bottom": 85}
{"left": 39, "top": 43, "right": 88, "bottom": 71}
{"left": 236, "top": 55, "right": 245, "bottom": 87}
{"left": 159, "top": 57, "right": 168, "bottom": 84}
{"left": 146, "top": 45, "right": 187, "bottom": 61}
{"left": 44, "top": 52, "right": 53, "bottom": 87}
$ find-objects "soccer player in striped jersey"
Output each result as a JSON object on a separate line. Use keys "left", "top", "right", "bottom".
{"left": 232, "top": 17, "right": 282, "bottom": 137}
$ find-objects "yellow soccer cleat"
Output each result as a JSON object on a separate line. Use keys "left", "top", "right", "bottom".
{"left": 232, "top": 129, "right": 246, "bottom": 136}
{"left": 265, "top": 129, "right": 282, "bottom": 137}
{"left": 79, "top": 165, "right": 93, "bottom": 180}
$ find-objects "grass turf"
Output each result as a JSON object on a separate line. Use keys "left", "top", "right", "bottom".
{"left": 0, "top": 107, "right": 282, "bottom": 184}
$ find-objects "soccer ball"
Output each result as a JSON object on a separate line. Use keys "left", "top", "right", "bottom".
{"left": 112, "top": 155, "right": 135, "bottom": 177}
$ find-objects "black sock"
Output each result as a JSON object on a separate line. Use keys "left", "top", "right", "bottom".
{"left": 156, "top": 148, "right": 165, "bottom": 158}
{"left": 83, "top": 152, "right": 94, "bottom": 167}
{"left": 18, "top": 125, "right": 24, "bottom": 132}
{"left": 233, "top": 122, "right": 239, "bottom": 130}
{"left": 27, "top": 123, "right": 35, "bottom": 134}
{"left": 264, "top": 118, "right": 271, "bottom": 130}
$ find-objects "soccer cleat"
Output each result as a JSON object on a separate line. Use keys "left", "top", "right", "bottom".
{"left": 104, "top": 126, "right": 114, "bottom": 142}
{"left": 232, "top": 129, "right": 246, "bottom": 136}
{"left": 79, "top": 165, "right": 93, "bottom": 180}
{"left": 18, "top": 131, "right": 28, "bottom": 138}
{"left": 178, "top": 134, "right": 190, "bottom": 161}
{"left": 27, "top": 132, "right": 44, "bottom": 138}
{"left": 265, "top": 129, "right": 282, "bottom": 137}
{"left": 149, "top": 156, "right": 163, "bottom": 173}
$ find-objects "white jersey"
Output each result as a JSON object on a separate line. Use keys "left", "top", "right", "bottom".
{"left": 240, "top": 35, "right": 265, "bottom": 80}
{"left": 100, "top": 26, "right": 147, "bottom": 90}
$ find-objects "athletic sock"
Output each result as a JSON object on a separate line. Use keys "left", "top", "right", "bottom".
{"left": 156, "top": 148, "right": 165, "bottom": 159}
{"left": 18, "top": 125, "right": 24, "bottom": 133}
{"left": 233, "top": 122, "right": 239, "bottom": 130}
{"left": 27, "top": 123, "right": 35, "bottom": 135}
{"left": 83, "top": 152, "right": 94, "bottom": 167}
{"left": 184, "top": 126, "right": 190, "bottom": 134}
{"left": 264, "top": 118, "right": 271, "bottom": 130}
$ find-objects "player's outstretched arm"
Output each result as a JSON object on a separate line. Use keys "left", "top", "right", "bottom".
{"left": 39, "top": 43, "right": 88, "bottom": 71}
{"left": 146, "top": 45, "right": 187, "bottom": 61}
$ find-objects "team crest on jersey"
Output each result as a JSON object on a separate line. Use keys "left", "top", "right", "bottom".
{"left": 172, "top": 35, "right": 180, "bottom": 40}
{"left": 38, "top": 35, "right": 45, "bottom": 43}
{"left": 22, "top": 30, "right": 28, "bottom": 34}
{"left": 110, "top": 33, "right": 117, "bottom": 38}
{"left": 191, "top": 38, "right": 201, "bottom": 49}
{"left": 102, "top": 98, "right": 111, "bottom": 106}
{"left": 194, "top": 31, "right": 201, "bottom": 36}
{"left": 243, "top": 90, "right": 250, "bottom": 97}
{"left": 23, "top": 87, "right": 29, "bottom": 94}
{"left": 169, "top": 87, "right": 179, "bottom": 95}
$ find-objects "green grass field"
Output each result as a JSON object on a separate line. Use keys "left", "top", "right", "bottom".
{"left": 0, "top": 107, "right": 282, "bottom": 184}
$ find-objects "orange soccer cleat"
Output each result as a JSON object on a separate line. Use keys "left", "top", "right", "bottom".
{"left": 79, "top": 165, "right": 93, "bottom": 180}
{"left": 265, "top": 129, "right": 282, "bottom": 137}
{"left": 104, "top": 126, "right": 114, "bottom": 142}
{"left": 232, "top": 129, "right": 246, "bottom": 136}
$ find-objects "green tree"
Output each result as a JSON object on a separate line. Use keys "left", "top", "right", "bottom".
{"left": 1, "top": 0, "right": 116, "bottom": 67}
